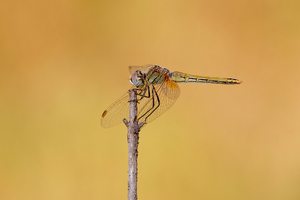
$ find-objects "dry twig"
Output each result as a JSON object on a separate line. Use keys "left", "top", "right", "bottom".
{"left": 123, "top": 89, "right": 144, "bottom": 200}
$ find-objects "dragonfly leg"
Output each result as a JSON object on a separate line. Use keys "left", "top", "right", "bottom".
{"left": 135, "top": 69, "right": 160, "bottom": 101}
{"left": 137, "top": 85, "right": 160, "bottom": 123}
{"left": 135, "top": 85, "right": 151, "bottom": 101}
{"left": 144, "top": 86, "right": 160, "bottom": 123}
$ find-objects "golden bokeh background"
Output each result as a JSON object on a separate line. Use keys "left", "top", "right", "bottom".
{"left": 1, "top": 0, "right": 300, "bottom": 199}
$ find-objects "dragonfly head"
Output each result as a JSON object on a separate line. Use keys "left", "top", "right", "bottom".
{"left": 130, "top": 70, "right": 145, "bottom": 87}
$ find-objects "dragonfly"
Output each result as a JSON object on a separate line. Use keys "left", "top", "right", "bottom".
{"left": 101, "top": 64, "right": 241, "bottom": 128}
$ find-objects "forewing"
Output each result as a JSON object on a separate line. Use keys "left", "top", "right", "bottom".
{"left": 101, "top": 92, "right": 129, "bottom": 128}
{"left": 137, "top": 79, "right": 180, "bottom": 124}
{"left": 101, "top": 78, "right": 180, "bottom": 128}
{"left": 128, "top": 65, "right": 154, "bottom": 74}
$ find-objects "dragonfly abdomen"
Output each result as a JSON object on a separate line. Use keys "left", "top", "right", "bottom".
{"left": 170, "top": 71, "right": 241, "bottom": 84}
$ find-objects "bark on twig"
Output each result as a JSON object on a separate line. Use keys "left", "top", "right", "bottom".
{"left": 124, "top": 89, "right": 143, "bottom": 200}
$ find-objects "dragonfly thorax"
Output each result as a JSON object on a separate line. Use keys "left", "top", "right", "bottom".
{"left": 130, "top": 65, "right": 172, "bottom": 87}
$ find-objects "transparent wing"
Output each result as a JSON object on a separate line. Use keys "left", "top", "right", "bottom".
{"left": 128, "top": 64, "right": 156, "bottom": 74}
{"left": 101, "top": 92, "right": 129, "bottom": 128}
{"left": 101, "top": 78, "right": 180, "bottom": 128}
{"left": 137, "top": 78, "right": 180, "bottom": 124}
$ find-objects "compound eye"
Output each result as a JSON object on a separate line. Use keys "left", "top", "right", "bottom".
{"left": 130, "top": 70, "right": 144, "bottom": 87}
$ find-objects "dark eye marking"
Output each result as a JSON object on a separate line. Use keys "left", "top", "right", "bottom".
{"left": 137, "top": 70, "right": 143, "bottom": 77}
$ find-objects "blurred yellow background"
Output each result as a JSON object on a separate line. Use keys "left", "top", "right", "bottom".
{"left": 1, "top": 0, "right": 300, "bottom": 199}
